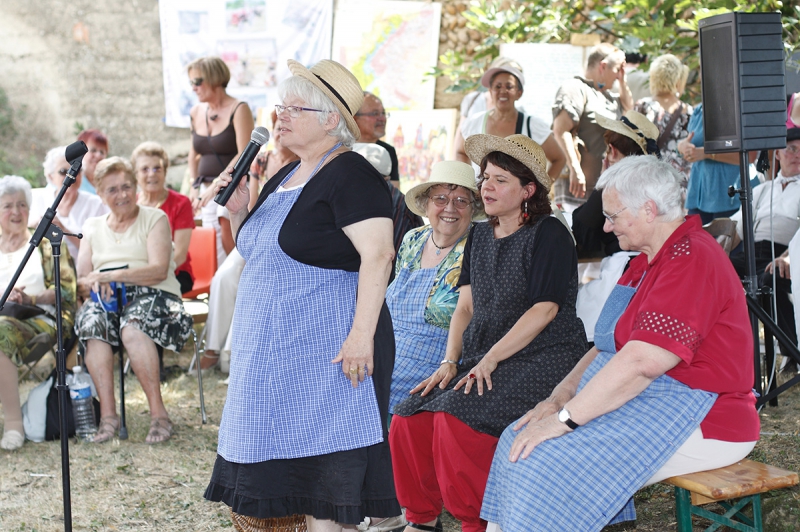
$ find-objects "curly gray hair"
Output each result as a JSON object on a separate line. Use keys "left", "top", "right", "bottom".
{"left": 0, "top": 175, "right": 32, "bottom": 208}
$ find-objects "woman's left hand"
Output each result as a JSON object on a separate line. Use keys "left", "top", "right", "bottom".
{"left": 508, "top": 413, "right": 571, "bottom": 462}
{"left": 454, "top": 356, "right": 498, "bottom": 396}
{"left": 331, "top": 330, "right": 374, "bottom": 388}
{"left": 8, "top": 287, "right": 28, "bottom": 305}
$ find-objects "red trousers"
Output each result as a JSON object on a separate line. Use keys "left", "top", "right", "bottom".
{"left": 389, "top": 411, "right": 499, "bottom": 532}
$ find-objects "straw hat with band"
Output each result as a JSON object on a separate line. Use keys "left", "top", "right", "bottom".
{"left": 464, "top": 134, "right": 550, "bottom": 190}
{"left": 286, "top": 59, "right": 364, "bottom": 141}
{"left": 596, "top": 110, "right": 660, "bottom": 158}
{"left": 480, "top": 58, "right": 525, "bottom": 90}
{"left": 404, "top": 161, "right": 485, "bottom": 220}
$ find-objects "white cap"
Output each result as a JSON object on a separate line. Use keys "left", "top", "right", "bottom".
{"left": 72, "top": 366, "right": 83, "bottom": 374}
{"left": 352, "top": 143, "right": 392, "bottom": 177}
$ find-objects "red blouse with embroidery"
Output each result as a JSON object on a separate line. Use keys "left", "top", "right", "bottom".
{"left": 615, "top": 215, "right": 760, "bottom": 442}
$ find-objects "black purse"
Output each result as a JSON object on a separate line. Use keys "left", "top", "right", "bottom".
{"left": 0, "top": 301, "right": 45, "bottom": 320}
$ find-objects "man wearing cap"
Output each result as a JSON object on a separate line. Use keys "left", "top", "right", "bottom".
{"left": 731, "top": 128, "right": 800, "bottom": 364}
{"left": 355, "top": 92, "right": 400, "bottom": 184}
{"left": 552, "top": 43, "right": 633, "bottom": 209}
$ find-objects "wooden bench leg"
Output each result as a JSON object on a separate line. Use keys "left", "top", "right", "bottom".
{"left": 674, "top": 488, "right": 763, "bottom": 532}
{"left": 675, "top": 487, "right": 694, "bottom": 532}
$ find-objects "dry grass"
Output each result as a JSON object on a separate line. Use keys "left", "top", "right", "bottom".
{"left": 2, "top": 344, "right": 800, "bottom": 531}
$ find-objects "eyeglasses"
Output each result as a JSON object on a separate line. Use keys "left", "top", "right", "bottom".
{"left": 190, "top": 78, "right": 204, "bottom": 87}
{"left": 785, "top": 144, "right": 800, "bottom": 155}
{"left": 602, "top": 206, "right": 628, "bottom": 225}
{"left": 430, "top": 195, "right": 473, "bottom": 210}
{"left": 275, "top": 104, "right": 325, "bottom": 118}
{"left": 355, "top": 111, "right": 390, "bottom": 118}
{"left": 56, "top": 168, "right": 70, "bottom": 176}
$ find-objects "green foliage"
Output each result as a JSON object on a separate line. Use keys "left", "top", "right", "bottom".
{"left": 0, "top": 87, "right": 45, "bottom": 187}
{"left": 431, "top": 0, "right": 800, "bottom": 97}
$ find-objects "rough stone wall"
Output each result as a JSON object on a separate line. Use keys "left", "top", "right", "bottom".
{"left": 0, "top": 0, "right": 478, "bottom": 180}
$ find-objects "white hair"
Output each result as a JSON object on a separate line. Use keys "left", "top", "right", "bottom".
{"left": 42, "top": 145, "right": 68, "bottom": 182}
{"left": 596, "top": 155, "right": 685, "bottom": 222}
{"left": 0, "top": 175, "right": 32, "bottom": 207}
{"left": 278, "top": 76, "right": 356, "bottom": 148}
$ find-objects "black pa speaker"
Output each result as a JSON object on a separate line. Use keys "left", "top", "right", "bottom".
{"left": 699, "top": 12, "right": 786, "bottom": 153}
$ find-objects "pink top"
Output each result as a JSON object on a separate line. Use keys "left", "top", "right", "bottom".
{"left": 788, "top": 92, "right": 800, "bottom": 129}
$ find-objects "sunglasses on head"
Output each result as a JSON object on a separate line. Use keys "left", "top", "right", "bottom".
{"left": 190, "top": 77, "right": 204, "bottom": 87}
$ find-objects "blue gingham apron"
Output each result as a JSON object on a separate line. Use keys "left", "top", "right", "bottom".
{"left": 385, "top": 235, "right": 448, "bottom": 413}
{"left": 481, "top": 277, "right": 717, "bottom": 532}
{"left": 217, "top": 162, "right": 383, "bottom": 463}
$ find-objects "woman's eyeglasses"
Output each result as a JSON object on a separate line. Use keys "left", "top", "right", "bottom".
{"left": 275, "top": 104, "right": 325, "bottom": 118}
{"left": 602, "top": 206, "right": 628, "bottom": 225}
{"left": 190, "top": 78, "right": 204, "bottom": 87}
{"left": 430, "top": 195, "right": 472, "bottom": 210}
{"left": 355, "top": 111, "right": 390, "bottom": 119}
{"left": 57, "top": 168, "right": 70, "bottom": 176}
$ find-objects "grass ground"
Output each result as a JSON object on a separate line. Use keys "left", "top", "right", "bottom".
{"left": 1, "top": 342, "right": 799, "bottom": 531}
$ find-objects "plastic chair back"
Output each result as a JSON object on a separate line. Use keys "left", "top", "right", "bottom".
{"left": 183, "top": 226, "right": 218, "bottom": 299}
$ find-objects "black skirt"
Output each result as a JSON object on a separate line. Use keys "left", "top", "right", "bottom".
{"left": 205, "top": 305, "right": 401, "bottom": 524}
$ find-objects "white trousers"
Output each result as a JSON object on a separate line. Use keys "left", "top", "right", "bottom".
{"left": 199, "top": 183, "right": 228, "bottom": 268}
{"left": 205, "top": 248, "right": 246, "bottom": 364}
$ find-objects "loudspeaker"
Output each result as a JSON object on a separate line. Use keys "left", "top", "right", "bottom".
{"left": 699, "top": 12, "right": 786, "bottom": 153}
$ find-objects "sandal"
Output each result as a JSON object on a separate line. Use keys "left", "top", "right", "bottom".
{"left": 92, "top": 416, "right": 119, "bottom": 444}
{"left": 145, "top": 417, "right": 173, "bottom": 444}
{"left": 1, "top": 429, "right": 25, "bottom": 451}
{"left": 199, "top": 352, "right": 219, "bottom": 371}
{"left": 406, "top": 519, "right": 442, "bottom": 532}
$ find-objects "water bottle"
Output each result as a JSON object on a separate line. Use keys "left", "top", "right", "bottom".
{"left": 69, "top": 366, "right": 97, "bottom": 441}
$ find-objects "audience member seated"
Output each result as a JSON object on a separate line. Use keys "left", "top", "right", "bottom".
{"left": 28, "top": 146, "right": 108, "bottom": 259}
{"left": 0, "top": 175, "right": 77, "bottom": 451}
{"left": 77, "top": 129, "right": 109, "bottom": 195}
{"left": 132, "top": 142, "right": 195, "bottom": 295}
{"left": 390, "top": 135, "right": 586, "bottom": 532}
{"left": 75, "top": 157, "right": 192, "bottom": 444}
{"left": 552, "top": 43, "right": 632, "bottom": 210}
{"left": 634, "top": 53, "right": 692, "bottom": 181}
{"left": 730, "top": 128, "right": 800, "bottom": 363}
{"left": 355, "top": 92, "right": 400, "bottom": 183}
{"left": 454, "top": 58, "right": 565, "bottom": 183}
{"left": 480, "top": 155, "right": 759, "bottom": 531}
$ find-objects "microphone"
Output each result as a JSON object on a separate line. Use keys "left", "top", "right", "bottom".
{"left": 65, "top": 140, "right": 88, "bottom": 164}
{"left": 215, "top": 126, "right": 270, "bottom": 206}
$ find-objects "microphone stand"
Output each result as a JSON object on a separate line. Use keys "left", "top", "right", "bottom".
{"left": 0, "top": 158, "right": 84, "bottom": 532}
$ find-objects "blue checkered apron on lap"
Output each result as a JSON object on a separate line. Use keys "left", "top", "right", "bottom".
{"left": 481, "top": 280, "right": 717, "bottom": 532}
{"left": 385, "top": 242, "right": 448, "bottom": 413}
{"left": 217, "top": 173, "right": 383, "bottom": 463}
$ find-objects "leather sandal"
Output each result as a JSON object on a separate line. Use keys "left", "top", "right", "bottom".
{"left": 92, "top": 416, "right": 119, "bottom": 444}
{"left": 145, "top": 417, "right": 173, "bottom": 444}
{"left": 405, "top": 519, "right": 442, "bottom": 532}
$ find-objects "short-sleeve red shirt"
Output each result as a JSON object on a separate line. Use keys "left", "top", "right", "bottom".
{"left": 159, "top": 189, "right": 195, "bottom": 281}
{"left": 615, "top": 215, "right": 759, "bottom": 442}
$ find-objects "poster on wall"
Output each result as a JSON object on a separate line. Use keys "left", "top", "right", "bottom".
{"left": 332, "top": 0, "right": 441, "bottom": 111}
{"left": 159, "top": 0, "right": 333, "bottom": 128}
{"left": 499, "top": 42, "right": 586, "bottom": 126}
{"left": 383, "top": 109, "right": 458, "bottom": 194}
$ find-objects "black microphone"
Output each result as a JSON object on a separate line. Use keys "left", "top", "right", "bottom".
{"left": 215, "top": 126, "right": 270, "bottom": 207}
{"left": 65, "top": 140, "right": 88, "bottom": 164}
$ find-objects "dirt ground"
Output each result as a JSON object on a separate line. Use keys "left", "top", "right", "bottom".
{"left": 1, "top": 342, "right": 799, "bottom": 531}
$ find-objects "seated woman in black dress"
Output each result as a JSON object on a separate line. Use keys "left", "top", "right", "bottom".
{"left": 389, "top": 134, "right": 586, "bottom": 532}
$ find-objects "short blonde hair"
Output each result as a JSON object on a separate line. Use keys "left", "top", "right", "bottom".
{"left": 131, "top": 141, "right": 169, "bottom": 172}
{"left": 186, "top": 57, "right": 230, "bottom": 88}
{"left": 649, "top": 54, "right": 689, "bottom": 95}
{"left": 94, "top": 157, "right": 136, "bottom": 192}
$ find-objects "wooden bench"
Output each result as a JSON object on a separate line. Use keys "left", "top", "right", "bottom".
{"left": 662, "top": 459, "right": 798, "bottom": 532}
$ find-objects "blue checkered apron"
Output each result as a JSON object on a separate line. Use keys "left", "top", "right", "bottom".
{"left": 481, "top": 280, "right": 717, "bottom": 531}
{"left": 385, "top": 240, "right": 447, "bottom": 413}
{"left": 217, "top": 170, "right": 383, "bottom": 463}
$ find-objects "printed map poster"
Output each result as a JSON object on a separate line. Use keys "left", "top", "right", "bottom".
{"left": 160, "top": 0, "right": 333, "bottom": 128}
{"left": 332, "top": 0, "right": 441, "bottom": 111}
{"left": 500, "top": 43, "right": 586, "bottom": 126}
{"left": 384, "top": 109, "right": 458, "bottom": 194}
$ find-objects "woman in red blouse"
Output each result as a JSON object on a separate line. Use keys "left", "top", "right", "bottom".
{"left": 480, "top": 154, "right": 759, "bottom": 531}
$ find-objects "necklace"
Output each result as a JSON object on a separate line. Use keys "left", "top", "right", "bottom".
{"left": 430, "top": 233, "right": 449, "bottom": 255}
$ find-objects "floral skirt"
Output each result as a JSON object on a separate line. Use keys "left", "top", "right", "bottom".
{"left": 75, "top": 285, "right": 192, "bottom": 352}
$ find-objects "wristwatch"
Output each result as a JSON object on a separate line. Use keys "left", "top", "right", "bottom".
{"left": 557, "top": 407, "right": 580, "bottom": 430}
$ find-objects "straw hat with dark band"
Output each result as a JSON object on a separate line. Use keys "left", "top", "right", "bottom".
{"left": 464, "top": 134, "right": 550, "bottom": 189}
{"left": 287, "top": 59, "right": 364, "bottom": 140}
{"left": 596, "top": 110, "right": 660, "bottom": 157}
{"left": 404, "top": 160, "right": 485, "bottom": 220}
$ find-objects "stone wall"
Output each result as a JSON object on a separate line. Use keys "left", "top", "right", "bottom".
{"left": 0, "top": 0, "right": 479, "bottom": 181}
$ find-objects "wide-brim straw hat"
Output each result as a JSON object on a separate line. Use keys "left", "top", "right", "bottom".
{"left": 596, "top": 110, "right": 660, "bottom": 156}
{"left": 287, "top": 59, "right": 364, "bottom": 140}
{"left": 464, "top": 134, "right": 550, "bottom": 189}
{"left": 405, "top": 160, "right": 485, "bottom": 220}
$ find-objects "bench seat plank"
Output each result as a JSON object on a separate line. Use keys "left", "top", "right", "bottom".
{"left": 663, "top": 459, "right": 799, "bottom": 501}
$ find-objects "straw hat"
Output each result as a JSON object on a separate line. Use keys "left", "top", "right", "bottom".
{"left": 404, "top": 161, "right": 485, "bottom": 219}
{"left": 464, "top": 134, "right": 550, "bottom": 189}
{"left": 287, "top": 59, "right": 364, "bottom": 140}
{"left": 596, "top": 110, "right": 660, "bottom": 156}
{"left": 480, "top": 57, "right": 525, "bottom": 90}
{"left": 352, "top": 143, "right": 392, "bottom": 176}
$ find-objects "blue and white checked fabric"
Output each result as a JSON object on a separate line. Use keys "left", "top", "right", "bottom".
{"left": 217, "top": 176, "right": 383, "bottom": 463}
{"left": 386, "top": 245, "right": 449, "bottom": 413}
{"left": 480, "top": 281, "right": 716, "bottom": 532}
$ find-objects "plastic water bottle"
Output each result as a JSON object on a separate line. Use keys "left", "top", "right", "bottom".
{"left": 69, "top": 366, "right": 97, "bottom": 441}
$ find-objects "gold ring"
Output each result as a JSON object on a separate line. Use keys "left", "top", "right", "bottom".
{"left": 349, "top": 368, "right": 358, "bottom": 374}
